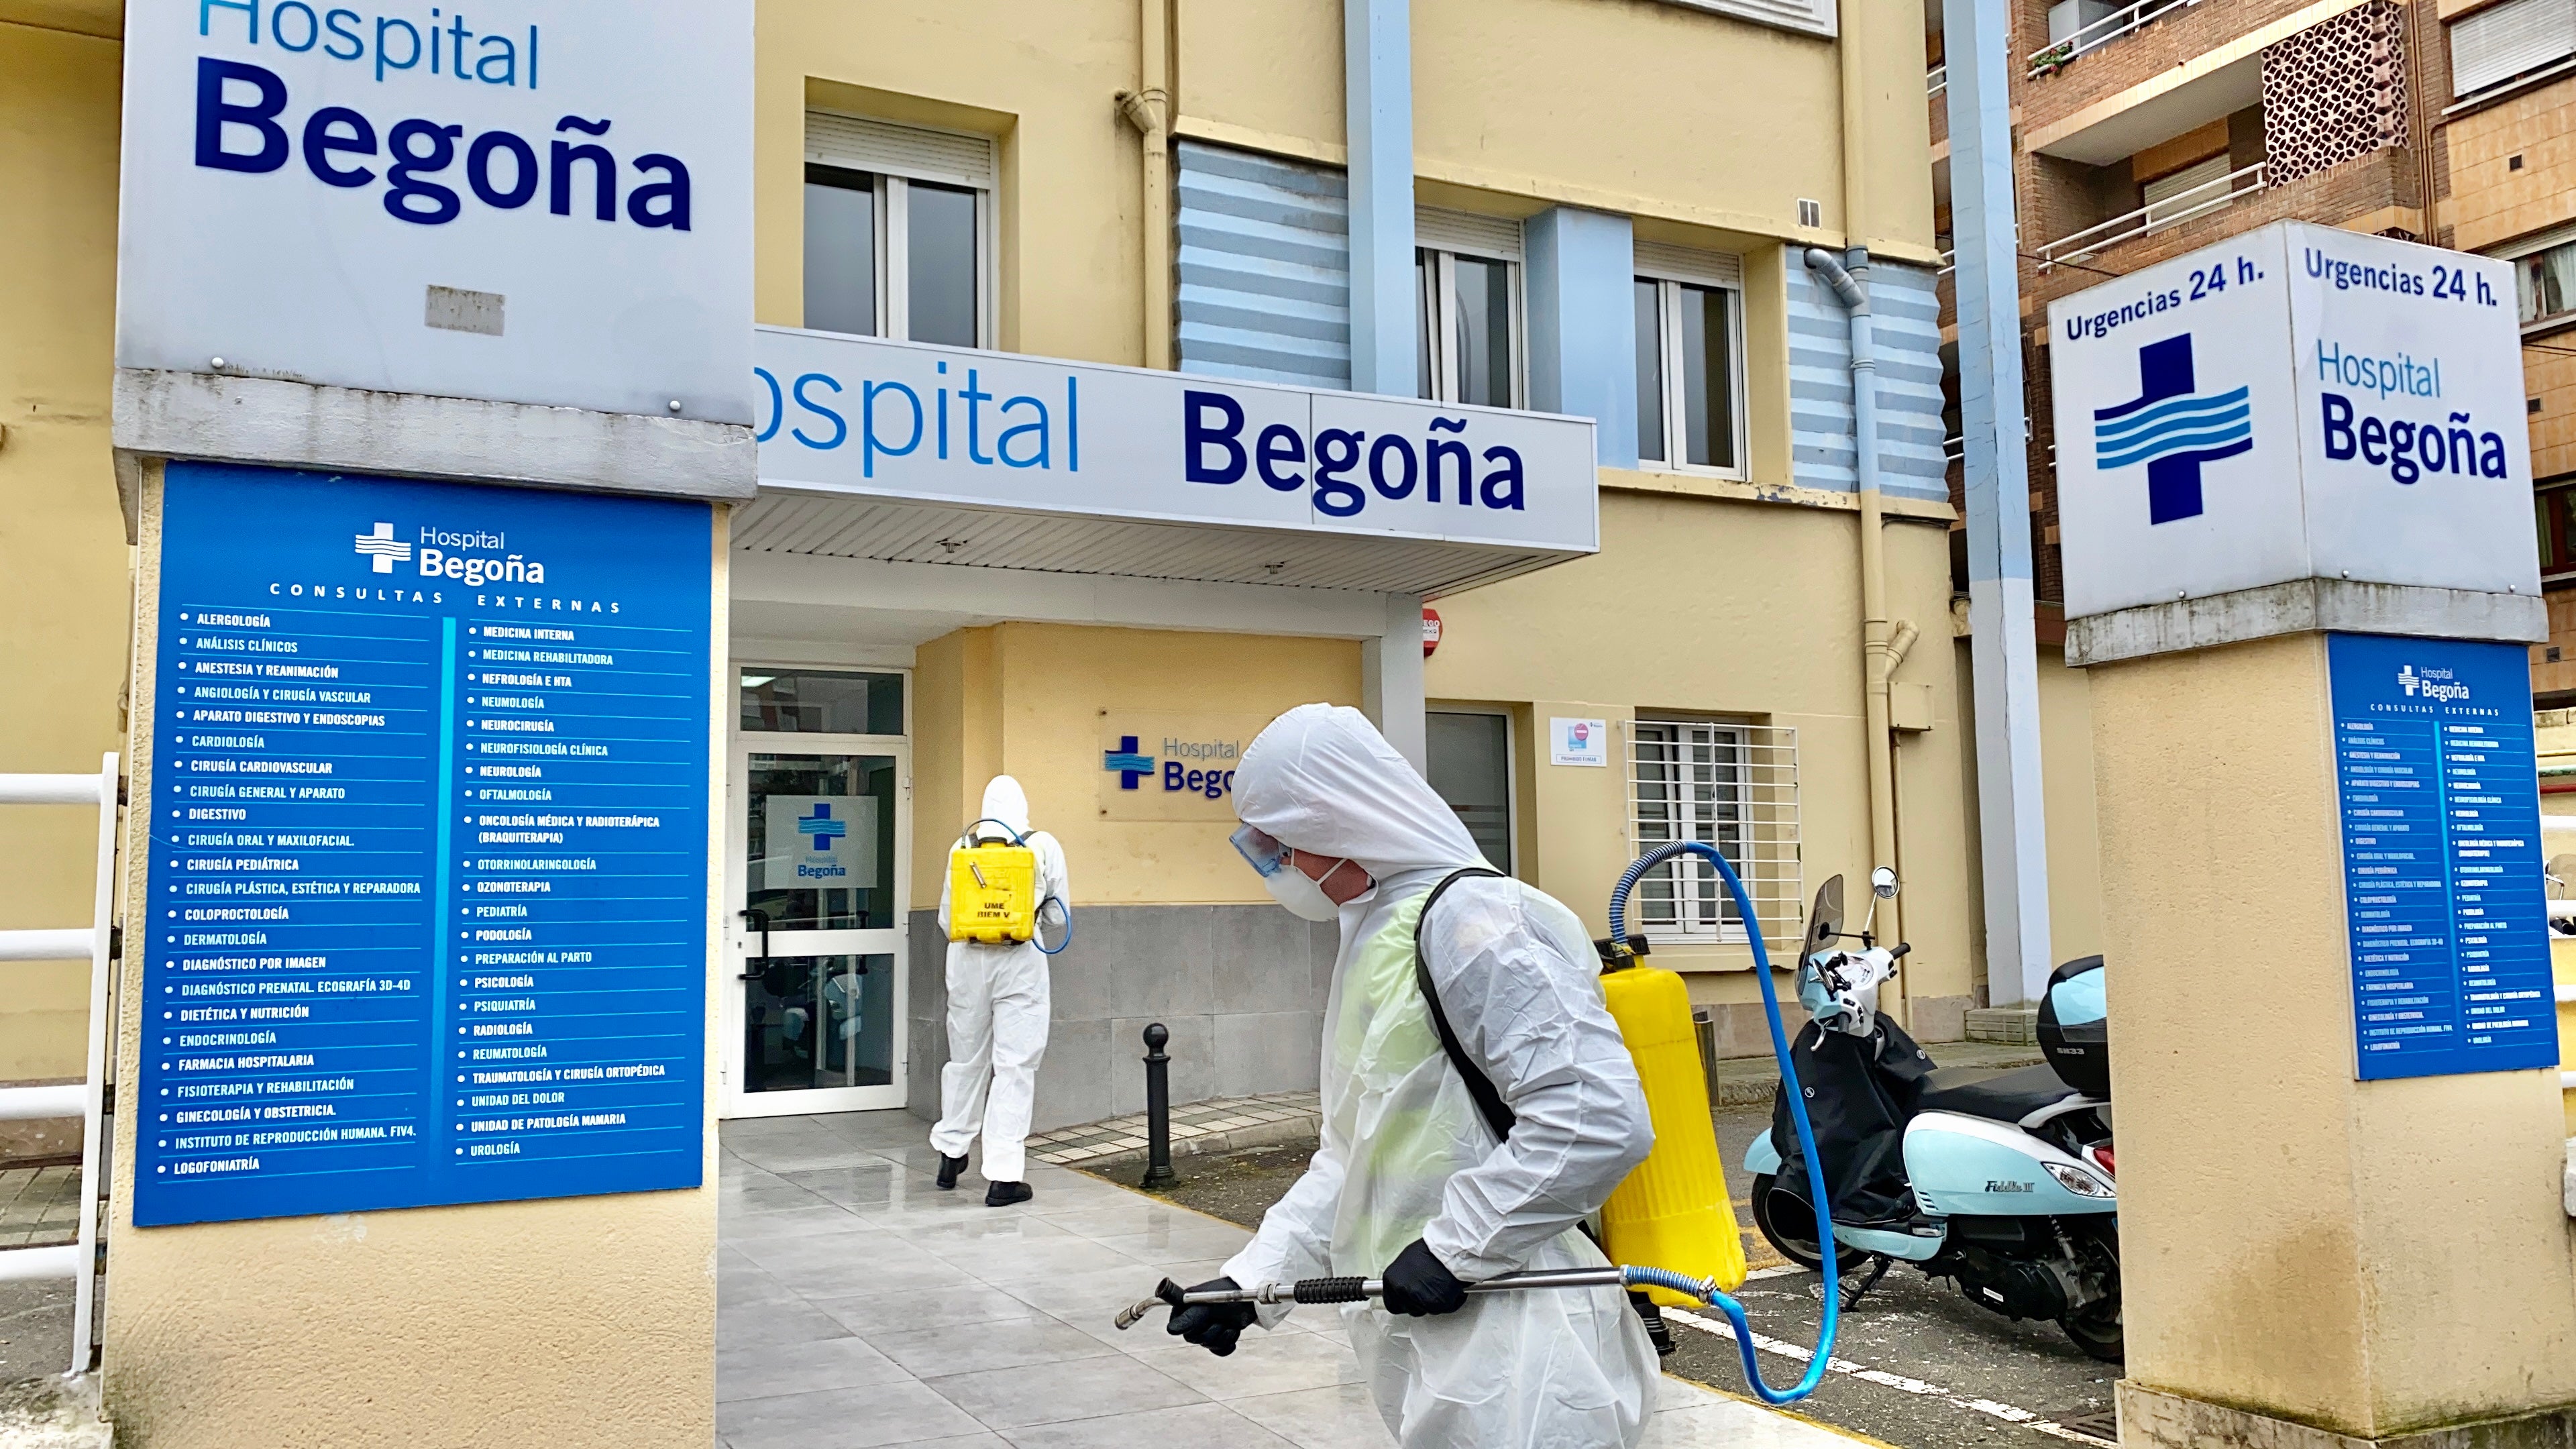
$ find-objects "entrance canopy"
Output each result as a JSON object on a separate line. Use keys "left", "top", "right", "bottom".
{"left": 745, "top": 327, "right": 1599, "bottom": 596}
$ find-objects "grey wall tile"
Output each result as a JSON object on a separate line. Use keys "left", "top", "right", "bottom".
{"left": 906, "top": 1016, "right": 941, "bottom": 1122}
{"left": 1101, "top": 908, "right": 1216, "bottom": 1020}
{"left": 1109, "top": 1012, "right": 1215, "bottom": 1114}
{"left": 1213, "top": 1011, "right": 1322, "bottom": 1097}
{"left": 1213, "top": 906, "right": 1329, "bottom": 1016}
{"left": 1028, "top": 1017, "right": 1113, "bottom": 1132}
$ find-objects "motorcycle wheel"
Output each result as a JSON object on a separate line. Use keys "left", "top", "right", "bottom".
{"left": 2057, "top": 1218, "right": 2123, "bottom": 1362}
{"left": 1748, "top": 1173, "right": 1827, "bottom": 1271}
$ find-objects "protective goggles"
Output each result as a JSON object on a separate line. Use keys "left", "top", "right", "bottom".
{"left": 1229, "top": 824, "right": 1292, "bottom": 879}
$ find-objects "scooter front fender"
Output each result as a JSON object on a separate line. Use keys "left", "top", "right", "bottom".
{"left": 1744, "top": 1129, "right": 1783, "bottom": 1176}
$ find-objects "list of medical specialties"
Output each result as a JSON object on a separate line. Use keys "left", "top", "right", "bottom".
{"left": 136, "top": 462, "right": 713, "bottom": 1226}
{"left": 2330, "top": 633, "right": 2558, "bottom": 1082}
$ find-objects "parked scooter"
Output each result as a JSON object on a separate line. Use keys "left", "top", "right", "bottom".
{"left": 1742, "top": 873, "right": 2123, "bottom": 1361}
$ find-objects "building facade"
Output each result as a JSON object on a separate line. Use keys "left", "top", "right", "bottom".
{"left": 3, "top": 0, "right": 1956, "bottom": 1163}
{"left": 1928, "top": 0, "right": 2576, "bottom": 976}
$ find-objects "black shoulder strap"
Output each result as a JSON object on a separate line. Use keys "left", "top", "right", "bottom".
{"left": 1414, "top": 867, "right": 1515, "bottom": 1143}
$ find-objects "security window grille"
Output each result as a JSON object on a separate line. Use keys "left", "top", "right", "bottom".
{"left": 1625, "top": 721, "right": 1801, "bottom": 949}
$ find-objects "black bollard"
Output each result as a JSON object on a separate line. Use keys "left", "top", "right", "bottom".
{"left": 1140, "top": 1022, "right": 1175, "bottom": 1188}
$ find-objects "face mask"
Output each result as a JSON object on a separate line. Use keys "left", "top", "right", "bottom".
{"left": 1263, "top": 866, "right": 1344, "bottom": 921}
{"left": 1234, "top": 823, "right": 1365, "bottom": 921}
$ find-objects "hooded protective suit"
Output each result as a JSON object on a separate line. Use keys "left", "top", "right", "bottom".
{"left": 930, "top": 775, "right": 1067, "bottom": 1185}
{"left": 1220, "top": 704, "right": 1659, "bottom": 1449}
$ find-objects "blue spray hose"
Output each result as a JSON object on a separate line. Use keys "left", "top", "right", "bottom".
{"left": 1608, "top": 841, "right": 1838, "bottom": 1405}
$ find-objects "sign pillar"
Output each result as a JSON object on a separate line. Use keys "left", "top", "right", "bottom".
{"left": 2053, "top": 223, "right": 2576, "bottom": 1448}
{"left": 105, "top": 3, "right": 751, "bottom": 1444}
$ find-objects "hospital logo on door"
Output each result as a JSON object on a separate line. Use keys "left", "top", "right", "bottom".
{"left": 1097, "top": 712, "right": 1271, "bottom": 821}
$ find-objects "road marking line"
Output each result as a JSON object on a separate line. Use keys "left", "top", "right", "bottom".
{"left": 1664, "top": 1305, "right": 2117, "bottom": 1449}
{"left": 1746, "top": 1264, "right": 1805, "bottom": 1281}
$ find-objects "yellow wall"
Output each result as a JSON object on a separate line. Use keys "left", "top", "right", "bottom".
{"left": 910, "top": 623, "right": 1364, "bottom": 910}
{"left": 1425, "top": 483, "right": 1975, "bottom": 1022}
{"left": 100, "top": 481, "right": 725, "bottom": 1448}
{"left": 2092, "top": 633, "right": 2576, "bottom": 1436}
{"left": 0, "top": 18, "right": 129, "bottom": 1080}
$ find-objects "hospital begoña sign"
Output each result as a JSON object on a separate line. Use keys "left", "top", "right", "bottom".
{"left": 117, "top": 0, "right": 753, "bottom": 424}
{"left": 2047, "top": 220, "right": 2538, "bottom": 622}
{"left": 750, "top": 327, "right": 1599, "bottom": 554}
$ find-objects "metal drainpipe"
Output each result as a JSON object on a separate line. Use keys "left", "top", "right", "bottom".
{"left": 1805, "top": 246, "right": 1911, "bottom": 1026}
{"left": 1116, "top": 0, "right": 1173, "bottom": 370}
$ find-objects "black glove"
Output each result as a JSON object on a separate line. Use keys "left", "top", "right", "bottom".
{"left": 1379, "top": 1238, "right": 1470, "bottom": 1317}
{"left": 1166, "top": 1276, "right": 1258, "bottom": 1356}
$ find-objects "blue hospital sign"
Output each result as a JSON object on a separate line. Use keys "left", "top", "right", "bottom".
{"left": 2328, "top": 633, "right": 2557, "bottom": 1080}
{"left": 138, "top": 461, "right": 714, "bottom": 1226}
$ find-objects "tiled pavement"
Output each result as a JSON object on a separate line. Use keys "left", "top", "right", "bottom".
{"left": 1023, "top": 1092, "right": 1319, "bottom": 1168}
{"left": 719, "top": 1112, "right": 1866, "bottom": 1449}
{"left": 0, "top": 1167, "right": 78, "bottom": 1249}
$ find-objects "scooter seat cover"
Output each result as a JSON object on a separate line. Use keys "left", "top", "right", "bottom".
{"left": 1915, "top": 1063, "right": 2075, "bottom": 1124}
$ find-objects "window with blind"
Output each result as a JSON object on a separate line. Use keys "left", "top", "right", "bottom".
{"left": 1414, "top": 209, "right": 1525, "bottom": 409}
{"left": 802, "top": 112, "right": 994, "bottom": 347}
{"left": 2450, "top": 0, "right": 2576, "bottom": 99}
{"left": 1633, "top": 244, "right": 1748, "bottom": 478}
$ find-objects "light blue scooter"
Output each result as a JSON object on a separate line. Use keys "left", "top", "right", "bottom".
{"left": 1741, "top": 873, "right": 2123, "bottom": 1361}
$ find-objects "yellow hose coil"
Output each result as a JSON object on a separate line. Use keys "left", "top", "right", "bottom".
{"left": 1599, "top": 962, "right": 1747, "bottom": 1306}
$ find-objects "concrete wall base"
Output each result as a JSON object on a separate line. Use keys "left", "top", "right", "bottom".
{"left": 2121, "top": 1377, "right": 2576, "bottom": 1449}
{"left": 2065, "top": 579, "right": 2546, "bottom": 666}
{"left": 907, "top": 905, "right": 1335, "bottom": 1130}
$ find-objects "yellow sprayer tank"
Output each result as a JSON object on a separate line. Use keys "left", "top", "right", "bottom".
{"left": 1599, "top": 961, "right": 1747, "bottom": 1305}
{"left": 947, "top": 837, "right": 1038, "bottom": 943}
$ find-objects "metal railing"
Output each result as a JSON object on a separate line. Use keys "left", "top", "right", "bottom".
{"left": 2026, "top": 0, "right": 2201, "bottom": 76}
{"left": 2033, "top": 160, "right": 2267, "bottom": 270}
{"left": 1928, "top": 63, "right": 1947, "bottom": 97}
{"left": 0, "top": 757, "right": 117, "bottom": 1375}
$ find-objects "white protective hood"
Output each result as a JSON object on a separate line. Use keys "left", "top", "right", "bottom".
{"left": 1234, "top": 705, "right": 1485, "bottom": 881}
{"left": 979, "top": 774, "right": 1032, "bottom": 836}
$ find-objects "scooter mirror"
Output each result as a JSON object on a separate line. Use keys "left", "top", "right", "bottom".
{"left": 1871, "top": 867, "right": 1900, "bottom": 900}
{"left": 1806, "top": 875, "right": 1845, "bottom": 952}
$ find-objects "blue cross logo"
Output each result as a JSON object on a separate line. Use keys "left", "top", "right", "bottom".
{"left": 1103, "top": 735, "right": 1154, "bottom": 790}
{"left": 2093, "top": 335, "right": 2253, "bottom": 524}
{"left": 798, "top": 804, "right": 848, "bottom": 851}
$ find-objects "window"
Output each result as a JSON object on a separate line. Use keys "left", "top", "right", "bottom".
{"left": 1426, "top": 711, "right": 1514, "bottom": 873}
{"left": 1414, "top": 209, "right": 1524, "bottom": 408}
{"left": 741, "top": 669, "right": 907, "bottom": 735}
{"left": 2516, "top": 239, "right": 2576, "bottom": 327}
{"left": 2450, "top": 0, "right": 2576, "bottom": 99}
{"left": 2538, "top": 485, "right": 2576, "bottom": 579}
{"left": 802, "top": 113, "right": 992, "bottom": 346}
{"left": 1633, "top": 246, "right": 1748, "bottom": 476}
{"left": 1625, "top": 719, "right": 1803, "bottom": 948}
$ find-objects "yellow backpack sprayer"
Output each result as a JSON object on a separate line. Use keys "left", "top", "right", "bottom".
{"left": 945, "top": 818, "right": 1071, "bottom": 954}
{"left": 1114, "top": 841, "right": 1841, "bottom": 1405}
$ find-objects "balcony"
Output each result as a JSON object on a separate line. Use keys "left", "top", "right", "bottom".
{"left": 2026, "top": 0, "right": 2201, "bottom": 80}
{"left": 2022, "top": 146, "right": 2420, "bottom": 311}
{"left": 2032, "top": 160, "right": 2267, "bottom": 270}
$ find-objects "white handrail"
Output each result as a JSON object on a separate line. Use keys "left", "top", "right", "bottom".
{"left": 2033, "top": 160, "right": 2267, "bottom": 270}
{"left": 2027, "top": 0, "right": 2202, "bottom": 76}
{"left": 1928, "top": 63, "right": 1947, "bottom": 97}
{"left": 0, "top": 757, "right": 117, "bottom": 1375}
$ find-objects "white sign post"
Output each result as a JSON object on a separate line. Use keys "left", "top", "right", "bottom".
{"left": 2047, "top": 221, "right": 2540, "bottom": 658}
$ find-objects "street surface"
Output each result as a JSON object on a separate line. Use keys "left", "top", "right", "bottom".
{"left": 1144, "top": 1100, "right": 2118, "bottom": 1449}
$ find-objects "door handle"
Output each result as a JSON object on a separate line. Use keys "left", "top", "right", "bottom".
{"left": 737, "top": 908, "right": 771, "bottom": 980}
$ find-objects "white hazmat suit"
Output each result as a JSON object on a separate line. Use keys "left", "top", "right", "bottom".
{"left": 1219, "top": 704, "right": 1660, "bottom": 1448}
{"left": 929, "top": 775, "right": 1067, "bottom": 1185}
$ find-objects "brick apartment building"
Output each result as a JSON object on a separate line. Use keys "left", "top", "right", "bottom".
{"left": 1929, "top": 0, "right": 2576, "bottom": 697}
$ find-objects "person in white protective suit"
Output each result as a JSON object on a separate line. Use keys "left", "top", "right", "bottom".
{"left": 929, "top": 775, "right": 1067, "bottom": 1207}
{"left": 1165, "top": 703, "right": 1660, "bottom": 1449}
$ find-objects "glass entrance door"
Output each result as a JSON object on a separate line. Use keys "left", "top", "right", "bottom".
{"left": 723, "top": 739, "right": 908, "bottom": 1116}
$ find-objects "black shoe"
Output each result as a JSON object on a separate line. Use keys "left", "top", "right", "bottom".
{"left": 984, "top": 1180, "right": 1032, "bottom": 1208}
{"left": 934, "top": 1154, "right": 969, "bottom": 1190}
